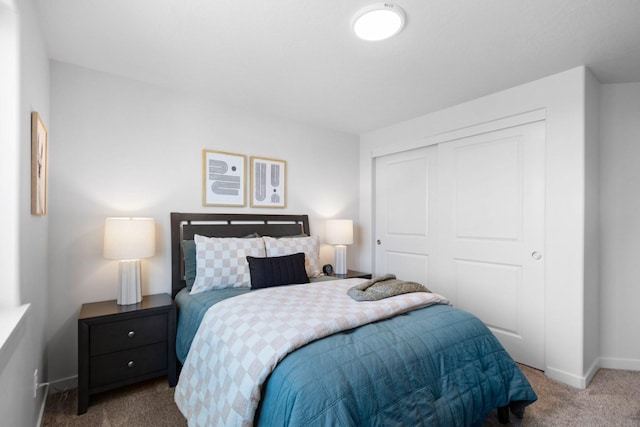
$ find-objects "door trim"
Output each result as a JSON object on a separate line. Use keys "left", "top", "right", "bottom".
{"left": 372, "top": 119, "right": 546, "bottom": 369}
{"left": 371, "top": 109, "right": 546, "bottom": 159}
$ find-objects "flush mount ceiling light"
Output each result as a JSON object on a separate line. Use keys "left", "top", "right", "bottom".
{"left": 352, "top": 3, "right": 406, "bottom": 41}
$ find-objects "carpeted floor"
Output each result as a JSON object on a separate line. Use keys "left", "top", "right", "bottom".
{"left": 43, "top": 365, "right": 640, "bottom": 426}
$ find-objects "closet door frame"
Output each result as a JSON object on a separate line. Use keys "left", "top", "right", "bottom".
{"left": 371, "top": 110, "right": 546, "bottom": 369}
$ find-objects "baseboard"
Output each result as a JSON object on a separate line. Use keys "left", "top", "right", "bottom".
{"left": 545, "top": 366, "right": 590, "bottom": 389}
{"left": 48, "top": 375, "right": 78, "bottom": 394}
{"left": 600, "top": 357, "right": 640, "bottom": 371}
{"left": 546, "top": 358, "right": 640, "bottom": 389}
{"left": 35, "top": 383, "right": 49, "bottom": 427}
{"left": 583, "top": 358, "right": 600, "bottom": 387}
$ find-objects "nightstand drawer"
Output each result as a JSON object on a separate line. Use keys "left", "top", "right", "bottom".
{"left": 89, "top": 342, "right": 168, "bottom": 388}
{"left": 90, "top": 313, "right": 168, "bottom": 355}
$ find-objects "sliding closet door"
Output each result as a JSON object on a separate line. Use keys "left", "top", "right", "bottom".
{"left": 374, "top": 145, "right": 437, "bottom": 285}
{"left": 436, "top": 121, "right": 546, "bottom": 369}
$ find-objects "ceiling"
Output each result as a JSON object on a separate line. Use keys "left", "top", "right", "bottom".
{"left": 36, "top": 0, "right": 640, "bottom": 135}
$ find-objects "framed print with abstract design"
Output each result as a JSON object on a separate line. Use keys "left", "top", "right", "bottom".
{"left": 31, "top": 112, "right": 48, "bottom": 216}
{"left": 250, "top": 156, "right": 286, "bottom": 208}
{"left": 202, "top": 150, "right": 246, "bottom": 207}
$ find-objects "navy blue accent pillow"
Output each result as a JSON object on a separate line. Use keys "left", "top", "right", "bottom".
{"left": 247, "top": 253, "right": 310, "bottom": 289}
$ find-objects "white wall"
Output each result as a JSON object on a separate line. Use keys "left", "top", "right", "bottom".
{"left": 359, "top": 67, "right": 593, "bottom": 388}
{"left": 0, "top": 1, "right": 20, "bottom": 308}
{"left": 600, "top": 82, "right": 640, "bottom": 370}
{"left": 0, "top": 0, "right": 50, "bottom": 424}
{"left": 47, "top": 61, "right": 360, "bottom": 383}
{"left": 583, "top": 69, "right": 600, "bottom": 379}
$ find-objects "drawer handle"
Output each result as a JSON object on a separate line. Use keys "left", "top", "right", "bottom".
{"left": 127, "top": 360, "right": 135, "bottom": 368}
{"left": 128, "top": 331, "right": 135, "bottom": 338}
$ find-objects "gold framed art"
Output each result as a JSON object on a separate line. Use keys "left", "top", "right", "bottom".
{"left": 250, "top": 156, "right": 286, "bottom": 208}
{"left": 31, "top": 112, "right": 48, "bottom": 216}
{"left": 202, "top": 149, "right": 246, "bottom": 207}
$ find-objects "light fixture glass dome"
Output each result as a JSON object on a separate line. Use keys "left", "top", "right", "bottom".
{"left": 352, "top": 3, "right": 406, "bottom": 41}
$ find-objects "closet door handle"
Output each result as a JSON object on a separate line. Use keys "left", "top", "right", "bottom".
{"left": 376, "top": 240, "right": 381, "bottom": 245}
{"left": 531, "top": 251, "right": 542, "bottom": 260}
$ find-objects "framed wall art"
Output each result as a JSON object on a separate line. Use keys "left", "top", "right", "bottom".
{"left": 250, "top": 156, "right": 286, "bottom": 208}
{"left": 31, "top": 112, "right": 48, "bottom": 216}
{"left": 202, "top": 150, "right": 246, "bottom": 207}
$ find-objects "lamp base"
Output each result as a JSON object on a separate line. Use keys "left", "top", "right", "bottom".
{"left": 334, "top": 245, "right": 347, "bottom": 275}
{"left": 117, "top": 259, "right": 142, "bottom": 305}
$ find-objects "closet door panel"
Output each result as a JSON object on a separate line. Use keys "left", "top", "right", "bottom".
{"left": 374, "top": 146, "right": 436, "bottom": 285}
{"left": 438, "top": 121, "right": 545, "bottom": 369}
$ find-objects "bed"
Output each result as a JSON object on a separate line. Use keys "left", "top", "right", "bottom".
{"left": 170, "top": 212, "right": 537, "bottom": 426}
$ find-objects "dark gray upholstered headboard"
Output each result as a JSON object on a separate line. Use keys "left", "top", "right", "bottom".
{"left": 170, "top": 212, "right": 310, "bottom": 297}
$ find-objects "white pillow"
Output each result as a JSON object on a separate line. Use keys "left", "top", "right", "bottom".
{"left": 263, "top": 235, "right": 321, "bottom": 278}
{"left": 190, "top": 235, "right": 266, "bottom": 294}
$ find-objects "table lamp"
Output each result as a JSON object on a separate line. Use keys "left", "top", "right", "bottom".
{"left": 103, "top": 217, "right": 155, "bottom": 305}
{"left": 325, "top": 219, "right": 353, "bottom": 276}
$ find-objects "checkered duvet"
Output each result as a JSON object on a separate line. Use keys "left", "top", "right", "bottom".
{"left": 174, "top": 279, "right": 449, "bottom": 427}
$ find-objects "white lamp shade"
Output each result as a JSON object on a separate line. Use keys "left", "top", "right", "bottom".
{"left": 325, "top": 219, "right": 354, "bottom": 245}
{"left": 104, "top": 217, "right": 156, "bottom": 260}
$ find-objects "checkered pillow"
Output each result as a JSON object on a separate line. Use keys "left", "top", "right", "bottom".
{"left": 190, "top": 235, "right": 266, "bottom": 294}
{"left": 263, "top": 235, "right": 321, "bottom": 278}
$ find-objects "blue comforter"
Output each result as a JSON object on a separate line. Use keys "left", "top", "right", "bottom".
{"left": 175, "top": 287, "right": 536, "bottom": 426}
{"left": 175, "top": 287, "right": 249, "bottom": 363}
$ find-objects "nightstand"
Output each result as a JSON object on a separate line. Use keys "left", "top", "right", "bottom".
{"left": 333, "top": 270, "right": 372, "bottom": 279}
{"left": 77, "top": 293, "right": 176, "bottom": 415}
